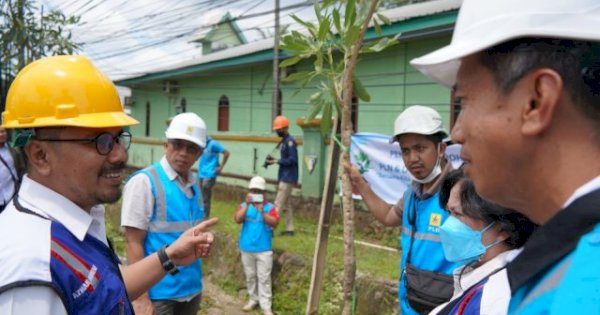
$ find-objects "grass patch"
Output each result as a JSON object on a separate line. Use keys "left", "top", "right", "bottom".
{"left": 105, "top": 195, "right": 400, "bottom": 313}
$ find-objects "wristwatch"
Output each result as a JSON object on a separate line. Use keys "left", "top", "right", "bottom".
{"left": 158, "top": 245, "right": 179, "bottom": 275}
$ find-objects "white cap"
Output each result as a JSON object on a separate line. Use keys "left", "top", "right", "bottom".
{"left": 248, "top": 176, "right": 266, "bottom": 190}
{"left": 410, "top": 0, "right": 600, "bottom": 87}
{"left": 165, "top": 112, "right": 207, "bottom": 148}
{"left": 391, "top": 105, "right": 447, "bottom": 143}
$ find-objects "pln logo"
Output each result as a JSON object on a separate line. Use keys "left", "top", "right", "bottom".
{"left": 354, "top": 150, "right": 371, "bottom": 175}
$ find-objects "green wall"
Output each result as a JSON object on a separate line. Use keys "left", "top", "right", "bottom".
{"left": 123, "top": 33, "right": 452, "bottom": 193}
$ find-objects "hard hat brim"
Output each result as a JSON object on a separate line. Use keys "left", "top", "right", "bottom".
{"left": 411, "top": 11, "right": 600, "bottom": 88}
{"left": 2, "top": 111, "right": 139, "bottom": 129}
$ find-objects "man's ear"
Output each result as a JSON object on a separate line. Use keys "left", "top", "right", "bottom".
{"left": 521, "top": 69, "right": 563, "bottom": 136}
{"left": 439, "top": 141, "right": 447, "bottom": 157}
{"left": 25, "top": 140, "right": 52, "bottom": 176}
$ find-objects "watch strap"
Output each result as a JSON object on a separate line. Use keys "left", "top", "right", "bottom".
{"left": 157, "top": 245, "right": 179, "bottom": 275}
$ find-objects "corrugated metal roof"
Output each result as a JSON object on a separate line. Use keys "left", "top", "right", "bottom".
{"left": 116, "top": 0, "right": 461, "bottom": 84}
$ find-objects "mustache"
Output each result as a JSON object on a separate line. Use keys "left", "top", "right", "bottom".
{"left": 100, "top": 162, "right": 126, "bottom": 175}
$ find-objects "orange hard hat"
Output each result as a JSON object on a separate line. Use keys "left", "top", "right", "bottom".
{"left": 273, "top": 115, "right": 289, "bottom": 130}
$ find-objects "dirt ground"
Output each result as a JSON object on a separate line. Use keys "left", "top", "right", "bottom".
{"left": 201, "top": 278, "right": 259, "bottom": 315}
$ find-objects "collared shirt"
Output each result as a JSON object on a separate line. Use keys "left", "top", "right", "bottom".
{"left": 120, "top": 157, "right": 199, "bottom": 302}
{"left": 0, "top": 144, "right": 18, "bottom": 205}
{"left": 392, "top": 159, "right": 453, "bottom": 217}
{"left": 121, "top": 156, "right": 197, "bottom": 230}
{"left": 0, "top": 175, "right": 108, "bottom": 315}
{"left": 430, "top": 249, "right": 521, "bottom": 315}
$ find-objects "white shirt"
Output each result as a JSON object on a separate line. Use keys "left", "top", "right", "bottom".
{"left": 0, "top": 175, "right": 108, "bottom": 315}
{"left": 429, "top": 249, "right": 522, "bottom": 315}
{"left": 120, "top": 157, "right": 199, "bottom": 302}
{"left": 0, "top": 145, "right": 17, "bottom": 205}
{"left": 121, "top": 156, "right": 197, "bottom": 230}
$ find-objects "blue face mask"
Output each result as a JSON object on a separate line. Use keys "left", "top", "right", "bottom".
{"left": 440, "top": 216, "right": 502, "bottom": 265}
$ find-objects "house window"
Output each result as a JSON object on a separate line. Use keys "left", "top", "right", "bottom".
{"left": 351, "top": 94, "right": 359, "bottom": 133}
{"left": 145, "top": 101, "right": 151, "bottom": 137}
{"left": 177, "top": 97, "right": 187, "bottom": 114}
{"left": 218, "top": 95, "right": 229, "bottom": 131}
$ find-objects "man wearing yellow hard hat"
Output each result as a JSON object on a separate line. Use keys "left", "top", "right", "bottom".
{"left": 0, "top": 55, "right": 217, "bottom": 314}
{"left": 411, "top": 0, "right": 600, "bottom": 313}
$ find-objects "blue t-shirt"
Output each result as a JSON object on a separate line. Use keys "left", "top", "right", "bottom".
{"left": 199, "top": 138, "right": 226, "bottom": 179}
{"left": 239, "top": 202, "right": 276, "bottom": 252}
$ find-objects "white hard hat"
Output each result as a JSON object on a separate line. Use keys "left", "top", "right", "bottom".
{"left": 391, "top": 105, "right": 447, "bottom": 142}
{"left": 165, "top": 112, "right": 207, "bottom": 148}
{"left": 411, "top": 0, "right": 600, "bottom": 88}
{"left": 248, "top": 176, "right": 266, "bottom": 190}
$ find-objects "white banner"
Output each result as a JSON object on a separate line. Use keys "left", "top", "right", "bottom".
{"left": 349, "top": 133, "right": 462, "bottom": 204}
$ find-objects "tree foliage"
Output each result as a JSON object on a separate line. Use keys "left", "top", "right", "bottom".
{"left": 0, "top": 0, "right": 80, "bottom": 108}
{"left": 279, "top": 0, "right": 398, "bottom": 136}
{"left": 279, "top": 1, "right": 398, "bottom": 314}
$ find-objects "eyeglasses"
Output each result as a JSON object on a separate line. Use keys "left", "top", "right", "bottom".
{"left": 36, "top": 131, "right": 132, "bottom": 156}
{"left": 168, "top": 139, "right": 203, "bottom": 155}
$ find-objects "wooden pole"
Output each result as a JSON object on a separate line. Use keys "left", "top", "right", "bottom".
{"left": 306, "top": 116, "right": 340, "bottom": 315}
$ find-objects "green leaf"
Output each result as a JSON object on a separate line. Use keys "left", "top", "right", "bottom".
{"left": 376, "top": 13, "right": 391, "bottom": 25}
{"left": 291, "top": 14, "right": 317, "bottom": 37}
{"left": 320, "top": 102, "right": 333, "bottom": 136}
{"left": 345, "top": 0, "right": 356, "bottom": 28}
{"left": 345, "top": 25, "right": 360, "bottom": 46}
{"left": 281, "top": 70, "right": 312, "bottom": 83}
{"left": 279, "top": 56, "right": 303, "bottom": 68}
{"left": 317, "top": 17, "right": 330, "bottom": 41}
{"left": 332, "top": 9, "right": 342, "bottom": 34}
{"left": 353, "top": 77, "right": 370, "bottom": 102}
{"left": 373, "top": 18, "right": 382, "bottom": 35}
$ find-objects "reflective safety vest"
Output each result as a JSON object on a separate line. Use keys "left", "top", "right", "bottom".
{"left": 137, "top": 163, "right": 205, "bottom": 300}
{"left": 239, "top": 202, "right": 276, "bottom": 252}
{"left": 399, "top": 187, "right": 461, "bottom": 315}
{"left": 0, "top": 202, "right": 133, "bottom": 315}
{"left": 509, "top": 224, "right": 600, "bottom": 314}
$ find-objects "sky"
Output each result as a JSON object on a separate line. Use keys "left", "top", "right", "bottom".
{"left": 38, "top": 0, "right": 316, "bottom": 81}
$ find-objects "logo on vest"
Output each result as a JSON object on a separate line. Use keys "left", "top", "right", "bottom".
{"left": 73, "top": 264, "right": 99, "bottom": 299}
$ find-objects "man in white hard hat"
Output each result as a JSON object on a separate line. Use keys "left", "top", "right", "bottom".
{"left": 234, "top": 176, "right": 279, "bottom": 315}
{"left": 121, "top": 112, "right": 208, "bottom": 315}
{"left": 345, "top": 105, "right": 461, "bottom": 314}
{"left": 411, "top": 0, "right": 600, "bottom": 313}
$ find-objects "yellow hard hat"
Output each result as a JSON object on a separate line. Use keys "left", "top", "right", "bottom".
{"left": 2, "top": 55, "right": 139, "bottom": 129}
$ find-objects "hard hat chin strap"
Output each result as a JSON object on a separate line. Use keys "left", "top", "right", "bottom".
{"left": 410, "top": 143, "right": 442, "bottom": 184}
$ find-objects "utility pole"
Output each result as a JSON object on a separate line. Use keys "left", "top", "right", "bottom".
{"left": 271, "top": 0, "right": 280, "bottom": 121}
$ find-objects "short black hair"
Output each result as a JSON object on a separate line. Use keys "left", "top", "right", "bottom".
{"left": 439, "top": 168, "right": 536, "bottom": 248}
{"left": 480, "top": 38, "right": 600, "bottom": 139}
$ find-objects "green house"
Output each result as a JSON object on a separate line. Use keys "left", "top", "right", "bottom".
{"left": 116, "top": 0, "right": 461, "bottom": 198}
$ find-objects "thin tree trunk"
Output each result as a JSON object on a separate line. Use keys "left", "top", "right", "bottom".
{"left": 339, "top": 1, "right": 380, "bottom": 314}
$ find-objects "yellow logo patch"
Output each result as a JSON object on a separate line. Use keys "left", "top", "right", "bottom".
{"left": 185, "top": 126, "right": 193, "bottom": 135}
{"left": 429, "top": 214, "right": 442, "bottom": 227}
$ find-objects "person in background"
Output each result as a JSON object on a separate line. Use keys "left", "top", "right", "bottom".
{"left": 430, "top": 168, "right": 535, "bottom": 315}
{"left": 0, "top": 127, "right": 26, "bottom": 212}
{"left": 266, "top": 115, "right": 298, "bottom": 236}
{"left": 234, "top": 176, "right": 279, "bottom": 315}
{"left": 121, "top": 112, "right": 209, "bottom": 315}
{"left": 198, "top": 136, "right": 230, "bottom": 218}
{"left": 345, "top": 105, "right": 461, "bottom": 314}
{"left": 0, "top": 55, "right": 217, "bottom": 315}
{"left": 411, "top": 0, "right": 600, "bottom": 313}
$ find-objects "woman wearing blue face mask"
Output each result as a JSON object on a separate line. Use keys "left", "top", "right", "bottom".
{"left": 429, "top": 168, "right": 536, "bottom": 315}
